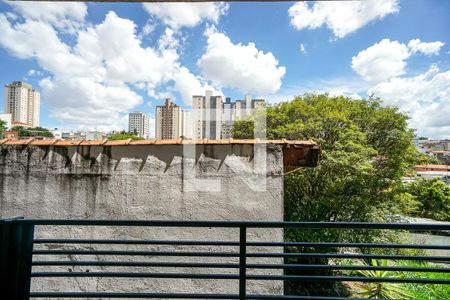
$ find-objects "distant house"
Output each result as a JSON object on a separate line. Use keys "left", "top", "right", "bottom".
{"left": 430, "top": 151, "right": 450, "bottom": 165}
{"left": 416, "top": 164, "right": 450, "bottom": 172}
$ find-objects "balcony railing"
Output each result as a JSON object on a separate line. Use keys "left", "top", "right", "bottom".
{"left": 1, "top": 218, "right": 449, "bottom": 299}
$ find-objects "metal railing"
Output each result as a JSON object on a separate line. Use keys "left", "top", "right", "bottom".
{"left": 1, "top": 218, "right": 449, "bottom": 299}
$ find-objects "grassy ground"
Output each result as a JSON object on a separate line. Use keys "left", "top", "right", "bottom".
{"left": 338, "top": 259, "right": 450, "bottom": 299}
{"left": 396, "top": 261, "right": 450, "bottom": 300}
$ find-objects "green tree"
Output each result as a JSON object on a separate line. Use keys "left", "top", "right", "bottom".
{"left": 403, "top": 178, "right": 450, "bottom": 221}
{"left": 11, "top": 126, "right": 54, "bottom": 138}
{"left": 232, "top": 94, "right": 423, "bottom": 296}
{"left": 234, "top": 94, "right": 419, "bottom": 226}
{"left": 232, "top": 120, "right": 254, "bottom": 139}
{"left": 0, "top": 120, "right": 7, "bottom": 138}
{"left": 108, "top": 132, "right": 144, "bottom": 141}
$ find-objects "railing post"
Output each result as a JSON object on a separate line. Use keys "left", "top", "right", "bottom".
{"left": 239, "top": 225, "right": 247, "bottom": 300}
{"left": 0, "top": 218, "right": 34, "bottom": 300}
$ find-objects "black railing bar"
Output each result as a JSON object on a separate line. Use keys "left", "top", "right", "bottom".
{"left": 32, "top": 260, "right": 240, "bottom": 268}
{"left": 29, "top": 292, "right": 240, "bottom": 299}
{"left": 33, "top": 239, "right": 450, "bottom": 250}
{"left": 247, "top": 241, "right": 450, "bottom": 250}
{"left": 246, "top": 275, "right": 450, "bottom": 284}
{"left": 31, "top": 272, "right": 239, "bottom": 279}
{"left": 29, "top": 292, "right": 364, "bottom": 299}
{"left": 246, "top": 263, "right": 450, "bottom": 273}
{"left": 31, "top": 261, "right": 450, "bottom": 273}
{"left": 239, "top": 225, "right": 246, "bottom": 299}
{"left": 33, "top": 239, "right": 240, "bottom": 246}
{"left": 33, "top": 249, "right": 239, "bottom": 257}
{"left": 31, "top": 272, "right": 450, "bottom": 283}
{"left": 248, "top": 296, "right": 367, "bottom": 300}
{"left": 11, "top": 219, "right": 450, "bottom": 230}
{"left": 247, "top": 252, "right": 450, "bottom": 261}
{"left": 29, "top": 292, "right": 363, "bottom": 300}
{"left": 32, "top": 239, "right": 450, "bottom": 251}
{"left": 33, "top": 250, "right": 450, "bottom": 260}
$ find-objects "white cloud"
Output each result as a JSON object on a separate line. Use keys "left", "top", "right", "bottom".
{"left": 142, "top": 3, "right": 228, "bottom": 29}
{"left": 173, "top": 67, "right": 220, "bottom": 105}
{"left": 269, "top": 77, "right": 368, "bottom": 104}
{"left": 0, "top": 10, "right": 180, "bottom": 130}
{"left": 352, "top": 38, "right": 447, "bottom": 84}
{"left": 352, "top": 39, "right": 410, "bottom": 83}
{"left": 369, "top": 66, "right": 450, "bottom": 138}
{"left": 8, "top": 2, "right": 87, "bottom": 34}
{"left": 299, "top": 43, "right": 306, "bottom": 53}
{"left": 40, "top": 76, "right": 143, "bottom": 126}
{"left": 0, "top": 15, "right": 95, "bottom": 77}
{"left": 76, "top": 14, "right": 178, "bottom": 86}
{"left": 352, "top": 37, "right": 450, "bottom": 138}
{"left": 141, "top": 22, "right": 155, "bottom": 36}
{"left": 288, "top": 0, "right": 399, "bottom": 38}
{"left": 27, "top": 69, "right": 43, "bottom": 77}
{"left": 197, "top": 29, "right": 286, "bottom": 95}
{"left": 408, "top": 38, "right": 445, "bottom": 56}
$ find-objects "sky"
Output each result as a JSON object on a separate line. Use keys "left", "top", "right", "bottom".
{"left": 0, "top": 0, "right": 449, "bottom": 138}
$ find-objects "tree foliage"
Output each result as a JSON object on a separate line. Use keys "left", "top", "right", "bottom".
{"left": 108, "top": 132, "right": 144, "bottom": 141}
{"left": 233, "top": 94, "right": 420, "bottom": 227}
{"left": 0, "top": 120, "right": 7, "bottom": 138}
{"left": 397, "top": 178, "right": 450, "bottom": 221}
{"left": 233, "top": 93, "right": 442, "bottom": 296}
{"left": 11, "top": 126, "right": 54, "bottom": 138}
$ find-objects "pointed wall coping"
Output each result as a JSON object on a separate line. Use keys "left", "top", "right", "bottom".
{"left": 0, "top": 138, "right": 320, "bottom": 148}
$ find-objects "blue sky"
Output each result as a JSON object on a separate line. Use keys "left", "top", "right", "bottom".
{"left": 0, "top": 0, "right": 449, "bottom": 138}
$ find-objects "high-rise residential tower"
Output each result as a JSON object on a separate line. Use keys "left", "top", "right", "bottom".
{"left": 4, "top": 81, "right": 40, "bottom": 127}
{"left": 155, "top": 98, "right": 181, "bottom": 139}
{"left": 221, "top": 95, "right": 265, "bottom": 139}
{"left": 192, "top": 90, "right": 222, "bottom": 140}
{"left": 128, "top": 112, "right": 150, "bottom": 139}
{"left": 221, "top": 97, "right": 234, "bottom": 139}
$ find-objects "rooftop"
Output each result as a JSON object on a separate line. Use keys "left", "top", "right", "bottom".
{"left": 416, "top": 164, "right": 450, "bottom": 171}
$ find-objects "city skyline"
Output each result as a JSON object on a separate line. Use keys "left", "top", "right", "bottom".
{"left": 0, "top": 1, "right": 448, "bottom": 138}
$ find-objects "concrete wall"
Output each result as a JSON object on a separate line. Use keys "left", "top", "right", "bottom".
{"left": 0, "top": 143, "right": 284, "bottom": 296}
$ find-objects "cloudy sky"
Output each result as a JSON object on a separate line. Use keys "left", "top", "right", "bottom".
{"left": 0, "top": 0, "right": 448, "bottom": 138}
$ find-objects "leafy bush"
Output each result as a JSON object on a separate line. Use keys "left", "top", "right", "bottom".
{"left": 108, "top": 133, "right": 144, "bottom": 141}
{"left": 353, "top": 259, "right": 412, "bottom": 299}
{"left": 11, "top": 126, "right": 54, "bottom": 138}
{"left": 396, "top": 178, "right": 450, "bottom": 221}
{"left": 0, "top": 119, "right": 6, "bottom": 138}
{"left": 397, "top": 261, "right": 450, "bottom": 299}
{"left": 343, "top": 260, "right": 450, "bottom": 299}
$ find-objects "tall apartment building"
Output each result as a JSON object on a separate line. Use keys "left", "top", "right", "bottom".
{"left": 221, "top": 97, "right": 234, "bottom": 139}
{"left": 4, "top": 81, "right": 40, "bottom": 127}
{"left": 128, "top": 112, "right": 150, "bottom": 139}
{"left": 155, "top": 98, "right": 181, "bottom": 139}
{"left": 221, "top": 95, "right": 265, "bottom": 139}
{"left": 192, "top": 91, "right": 222, "bottom": 140}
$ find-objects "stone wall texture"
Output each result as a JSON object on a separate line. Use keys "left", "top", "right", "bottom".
{"left": 0, "top": 143, "right": 284, "bottom": 296}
